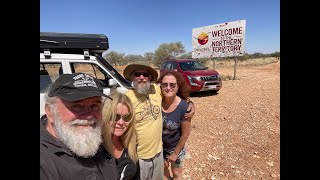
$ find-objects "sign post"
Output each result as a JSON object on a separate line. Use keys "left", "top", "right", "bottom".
{"left": 192, "top": 20, "right": 246, "bottom": 79}
{"left": 234, "top": 58, "right": 237, "bottom": 80}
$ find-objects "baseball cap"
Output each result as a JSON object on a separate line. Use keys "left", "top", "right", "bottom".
{"left": 47, "top": 73, "right": 109, "bottom": 101}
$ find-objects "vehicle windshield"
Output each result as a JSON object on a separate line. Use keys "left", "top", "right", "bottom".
{"left": 179, "top": 61, "right": 207, "bottom": 71}
{"left": 95, "top": 54, "right": 132, "bottom": 88}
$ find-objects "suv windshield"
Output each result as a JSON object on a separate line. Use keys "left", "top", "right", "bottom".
{"left": 179, "top": 61, "right": 206, "bottom": 71}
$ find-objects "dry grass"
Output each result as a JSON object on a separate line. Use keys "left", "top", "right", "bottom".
{"left": 205, "top": 57, "right": 279, "bottom": 69}
{"left": 208, "top": 57, "right": 279, "bottom": 81}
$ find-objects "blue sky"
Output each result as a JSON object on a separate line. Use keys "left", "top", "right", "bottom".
{"left": 40, "top": 0, "right": 279, "bottom": 56}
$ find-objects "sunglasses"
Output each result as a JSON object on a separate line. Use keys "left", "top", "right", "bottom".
{"left": 115, "top": 113, "right": 132, "bottom": 122}
{"left": 133, "top": 72, "right": 150, "bottom": 77}
{"left": 160, "top": 83, "right": 177, "bottom": 89}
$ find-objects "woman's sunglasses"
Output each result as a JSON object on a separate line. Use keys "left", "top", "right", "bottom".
{"left": 114, "top": 113, "right": 132, "bottom": 122}
{"left": 133, "top": 72, "right": 150, "bottom": 77}
{"left": 160, "top": 83, "right": 177, "bottom": 89}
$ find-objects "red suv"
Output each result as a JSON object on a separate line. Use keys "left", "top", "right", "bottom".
{"left": 160, "top": 59, "right": 222, "bottom": 93}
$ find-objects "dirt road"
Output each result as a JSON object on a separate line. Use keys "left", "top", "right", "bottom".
{"left": 182, "top": 61, "right": 280, "bottom": 179}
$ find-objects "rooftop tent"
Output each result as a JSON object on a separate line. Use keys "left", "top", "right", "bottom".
{"left": 40, "top": 32, "right": 109, "bottom": 55}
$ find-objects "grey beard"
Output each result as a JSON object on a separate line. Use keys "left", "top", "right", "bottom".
{"left": 53, "top": 108, "right": 103, "bottom": 158}
{"left": 133, "top": 80, "right": 151, "bottom": 95}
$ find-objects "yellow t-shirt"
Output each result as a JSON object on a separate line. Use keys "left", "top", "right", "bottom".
{"left": 126, "top": 84, "right": 163, "bottom": 159}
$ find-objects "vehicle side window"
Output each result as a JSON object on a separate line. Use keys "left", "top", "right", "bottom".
{"left": 40, "top": 63, "right": 62, "bottom": 93}
{"left": 71, "top": 63, "right": 112, "bottom": 88}
{"left": 179, "top": 62, "right": 186, "bottom": 71}
{"left": 171, "top": 62, "right": 178, "bottom": 70}
{"left": 160, "top": 62, "right": 167, "bottom": 69}
{"left": 164, "top": 62, "right": 175, "bottom": 70}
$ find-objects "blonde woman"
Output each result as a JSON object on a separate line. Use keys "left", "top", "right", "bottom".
{"left": 102, "top": 92, "right": 139, "bottom": 180}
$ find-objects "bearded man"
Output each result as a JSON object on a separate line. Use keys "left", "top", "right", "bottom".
{"left": 123, "top": 64, "right": 195, "bottom": 180}
{"left": 40, "top": 73, "right": 117, "bottom": 180}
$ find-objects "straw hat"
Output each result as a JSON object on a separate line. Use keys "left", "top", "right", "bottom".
{"left": 123, "top": 64, "right": 158, "bottom": 82}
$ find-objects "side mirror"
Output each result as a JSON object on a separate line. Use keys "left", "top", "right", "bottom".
{"left": 103, "top": 88, "right": 111, "bottom": 96}
{"left": 108, "top": 78, "right": 118, "bottom": 87}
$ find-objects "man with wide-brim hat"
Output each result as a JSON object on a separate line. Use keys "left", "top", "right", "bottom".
{"left": 123, "top": 64, "right": 195, "bottom": 180}
{"left": 123, "top": 64, "right": 158, "bottom": 82}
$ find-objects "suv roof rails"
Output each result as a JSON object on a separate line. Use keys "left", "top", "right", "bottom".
{"left": 40, "top": 32, "right": 109, "bottom": 55}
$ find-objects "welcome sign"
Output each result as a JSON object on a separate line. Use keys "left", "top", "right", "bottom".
{"left": 192, "top": 20, "right": 246, "bottom": 58}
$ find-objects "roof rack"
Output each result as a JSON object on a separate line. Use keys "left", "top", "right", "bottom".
{"left": 40, "top": 32, "right": 109, "bottom": 55}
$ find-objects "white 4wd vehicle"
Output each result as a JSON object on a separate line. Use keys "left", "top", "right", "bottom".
{"left": 40, "top": 32, "right": 131, "bottom": 117}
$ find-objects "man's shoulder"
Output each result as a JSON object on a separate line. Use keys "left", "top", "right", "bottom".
{"left": 152, "top": 83, "right": 161, "bottom": 93}
{"left": 152, "top": 83, "right": 160, "bottom": 89}
{"left": 40, "top": 142, "right": 59, "bottom": 161}
{"left": 125, "top": 89, "right": 135, "bottom": 98}
{"left": 40, "top": 143, "right": 57, "bottom": 175}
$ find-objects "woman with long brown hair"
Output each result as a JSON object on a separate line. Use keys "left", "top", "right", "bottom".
{"left": 158, "top": 70, "right": 192, "bottom": 180}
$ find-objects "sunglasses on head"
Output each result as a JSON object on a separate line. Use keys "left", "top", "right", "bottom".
{"left": 160, "top": 82, "right": 177, "bottom": 88}
{"left": 114, "top": 112, "right": 132, "bottom": 122}
{"left": 133, "top": 72, "right": 150, "bottom": 77}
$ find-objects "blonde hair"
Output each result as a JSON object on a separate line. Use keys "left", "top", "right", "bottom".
{"left": 102, "top": 92, "right": 138, "bottom": 162}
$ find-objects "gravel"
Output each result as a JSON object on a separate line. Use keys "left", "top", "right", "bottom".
{"left": 182, "top": 61, "right": 280, "bottom": 180}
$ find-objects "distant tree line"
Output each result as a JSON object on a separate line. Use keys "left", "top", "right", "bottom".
{"left": 103, "top": 41, "right": 280, "bottom": 68}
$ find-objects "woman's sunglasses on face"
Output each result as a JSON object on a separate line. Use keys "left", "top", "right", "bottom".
{"left": 160, "top": 82, "right": 177, "bottom": 89}
{"left": 114, "top": 112, "right": 132, "bottom": 122}
{"left": 133, "top": 72, "right": 150, "bottom": 78}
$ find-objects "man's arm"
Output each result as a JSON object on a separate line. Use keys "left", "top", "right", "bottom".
{"left": 184, "top": 99, "right": 195, "bottom": 119}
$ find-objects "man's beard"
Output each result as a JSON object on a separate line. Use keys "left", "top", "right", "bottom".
{"left": 133, "top": 79, "right": 151, "bottom": 95}
{"left": 52, "top": 108, "right": 103, "bottom": 158}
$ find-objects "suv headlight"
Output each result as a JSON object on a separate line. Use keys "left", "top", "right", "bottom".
{"left": 187, "top": 75, "right": 201, "bottom": 86}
